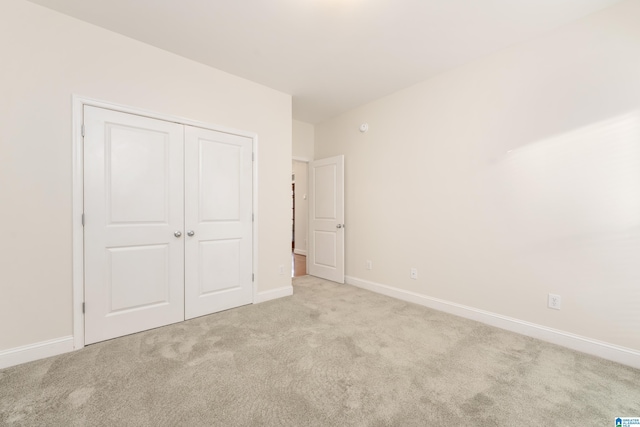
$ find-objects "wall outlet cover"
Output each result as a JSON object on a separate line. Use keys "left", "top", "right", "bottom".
{"left": 548, "top": 293, "right": 561, "bottom": 310}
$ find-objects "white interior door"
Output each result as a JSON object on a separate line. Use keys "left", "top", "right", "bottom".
{"left": 184, "top": 126, "right": 253, "bottom": 319}
{"left": 308, "top": 155, "right": 344, "bottom": 283}
{"left": 84, "top": 106, "right": 185, "bottom": 345}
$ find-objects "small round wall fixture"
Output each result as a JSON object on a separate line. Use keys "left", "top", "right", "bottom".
{"left": 359, "top": 123, "right": 369, "bottom": 133}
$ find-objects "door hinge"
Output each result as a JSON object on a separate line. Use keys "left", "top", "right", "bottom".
{"left": 252, "top": 152, "right": 255, "bottom": 161}
{"left": 252, "top": 273, "right": 254, "bottom": 282}
{"left": 252, "top": 213, "right": 254, "bottom": 222}
{"left": 82, "top": 302, "right": 85, "bottom": 314}
{"left": 81, "top": 124, "right": 85, "bottom": 138}
{"left": 81, "top": 213, "right": 85, "bottom": 226}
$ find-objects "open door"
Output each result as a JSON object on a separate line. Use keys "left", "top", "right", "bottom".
{"left": 308, "top": 155, "right": 344, "bottom": 283}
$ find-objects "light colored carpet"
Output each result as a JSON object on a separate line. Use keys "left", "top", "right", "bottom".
{"left": 1, "top": 275, "right": 639, "bottom": 426}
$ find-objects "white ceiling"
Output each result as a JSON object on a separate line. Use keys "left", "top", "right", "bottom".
{"left": 29, "top": 0, "right": 622, "bottom": 124}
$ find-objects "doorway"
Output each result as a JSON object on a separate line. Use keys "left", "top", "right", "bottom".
{"left": 292, "top": 160, "right": 308, "bottom": 277}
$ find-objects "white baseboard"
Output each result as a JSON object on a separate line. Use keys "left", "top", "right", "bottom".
{"left": 254, "top": 285, "right": 294, "bottom": 304}
{"left": 293, "top": 249, "right": 307, "bottom": 256}
{"left": 0, "top": 336, "right": 74, "bottom": 370}
{"left": 345, "top": 276, "right": 640, "bottom": 370}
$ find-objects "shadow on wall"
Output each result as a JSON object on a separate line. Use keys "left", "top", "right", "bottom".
{"left": 483, "top": 111, "right": 640, "bottom": 249}
{"left": 480, "top": 110, "right": 640, "bottom": 327}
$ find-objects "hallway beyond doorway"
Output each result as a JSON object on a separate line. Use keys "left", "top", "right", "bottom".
{"left": 292, "top": 254, "right": 306, "bottom": 277}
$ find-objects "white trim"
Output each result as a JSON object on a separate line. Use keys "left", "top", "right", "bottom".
{"left": 293, "top": 248, "right": 307, "bottom": 256}
{"left": 254, "top": 286, "right": 294, "bottom": 304}
{"left": 72, "top": 96, "right": 85, "bottom": 351}
{"left": 253, "top": 136, "right": 259, "bottom": 305}
{"left": 292, "top": 156, "right": 311, "bottom": 162}
{"left": 72, "top": 95, "right": 259, "bottom": 350}
{"left": 73, "top": 96, "right": 257, "bottom": 139}
{"left": 345, "top": 276, "right": 640, "bottom": 369}
{"left": 0, "top": 336, "right": 74, "bottom": 370}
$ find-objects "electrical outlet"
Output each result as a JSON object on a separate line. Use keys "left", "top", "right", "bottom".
{"left": 410, "top": 268, "right": 418, "bottom": 280}
{"left": 279, "top": 265, "right": 285, "bottom": 275}
{"left": 548, "top": 293, "right": 561, "bottom": 310}
{"left": 366, "top": 260, "right": 373, "bottom": 270}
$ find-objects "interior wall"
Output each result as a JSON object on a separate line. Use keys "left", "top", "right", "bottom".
{"left": 293, "top": 120, "right": 315, "bottom": 160}
{"left": 315, "top": 0, "right": 640, "bottom": 352}
{"left": 0, "top": 0, "right": 292, "bottom": 351}
{"left": 293, "top": 161, "right": 309, "bottom": 254}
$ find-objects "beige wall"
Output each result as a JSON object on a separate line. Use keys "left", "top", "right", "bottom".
{"left": 315, "top": 0, "right": 640, "bottom": 351}
{"left": 0, "top": 0, "right": 291, "bottom": 351}
{"left": 293, "top": 161, "right": 309, "bottom": 254}
{"left": 293, "top": 120, "right": 314, "bottom": 160}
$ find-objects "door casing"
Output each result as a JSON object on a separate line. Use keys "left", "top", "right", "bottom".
{"left": 72, "top": 95, "right": 259, "bottom": 350}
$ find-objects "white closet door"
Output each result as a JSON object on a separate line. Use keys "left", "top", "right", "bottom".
{"left": 184, "top": 126, "right": 253, "bottom": 319}
{"left": 84, "top": 106, "right": 185, "bottom": 345}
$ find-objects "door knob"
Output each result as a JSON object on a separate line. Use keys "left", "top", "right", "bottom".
{"left": 174, "top": 231, "right": 182, "bottom": 238}
{"left": 336, "top": 224, "right": 342, "bottom": 229}
{"left": 187, "top": 230, "right": 195, "bottom": 237}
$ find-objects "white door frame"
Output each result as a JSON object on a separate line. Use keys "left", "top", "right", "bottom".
{"left": 71, "top": 95, "right": 259, "bottom": 350}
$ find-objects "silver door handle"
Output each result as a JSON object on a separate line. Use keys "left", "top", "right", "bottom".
{"left": 187, "top": 230, "right": 195, "bottom": 237}
{"left": 174, "top": 231, "right": 182, "bottom": 238}
{"left": 336, "top": 224, "right": 342, "bottom": 229}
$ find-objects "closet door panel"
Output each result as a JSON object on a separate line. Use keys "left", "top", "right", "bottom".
{"left": 84, "top": 106, "right": 185, "bottom": 344}
{"left": 184, "top": 126, "right": 253, "bottom": 319}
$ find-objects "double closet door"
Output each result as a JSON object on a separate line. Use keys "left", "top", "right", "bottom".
{"left": 83, "top": 106, "right": 253, "bottom": 345}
